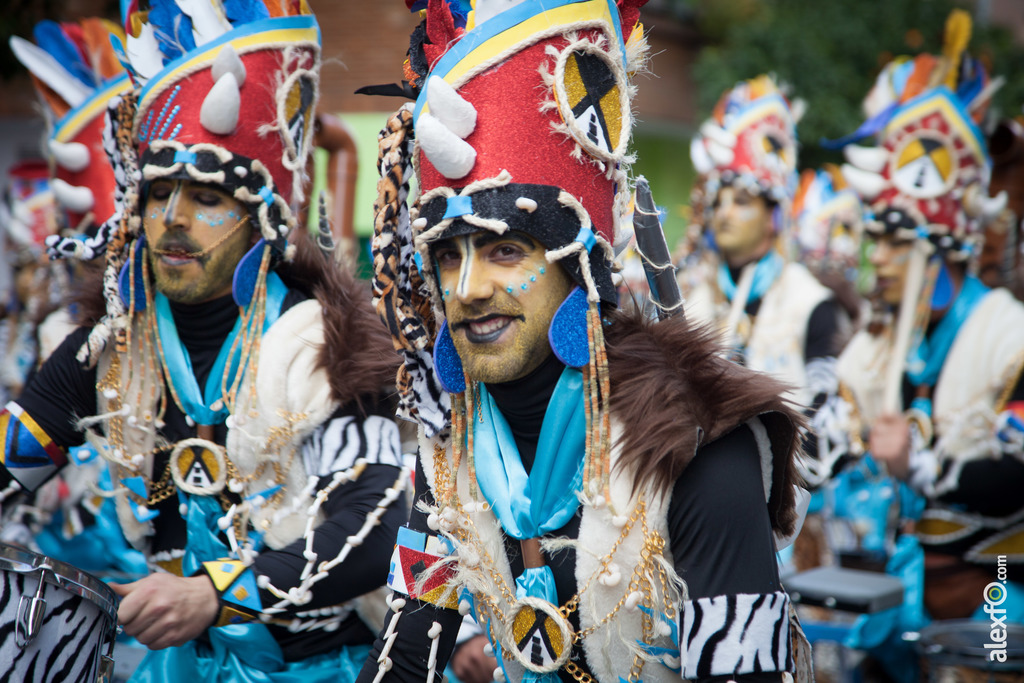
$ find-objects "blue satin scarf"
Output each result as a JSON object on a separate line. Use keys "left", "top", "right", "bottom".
{"left": 905, "top": 275, "right": 988, "bottom": 411}
{"left": 154, "top": 272, "right": 288, "bottom": 426}
{"left": 717, "top": 250, "right": 785, "bottom": 306}
{"left": 128, "top": 496, "right": 369, "bottom": 682}
{"left": 473, "top": 367, "right": 586, "bottom": 682}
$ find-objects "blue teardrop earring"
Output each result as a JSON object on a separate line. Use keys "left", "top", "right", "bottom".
{"left": 930, "top": 260, "right": 954, "bottom": 310}
{"left": 548, "top": 287, "right": 593, "bottom": 368}
{"left": 233, "top": 238, "right": 268, "bottom": 307}
{"left": 434, "top": 320, "right": 466, "bottom": 393}
{"left": 119, "top": 234, "right": 148, "bottom": 311}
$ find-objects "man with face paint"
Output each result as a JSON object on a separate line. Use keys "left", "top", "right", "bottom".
{"left": 688, "top": 76, "right": 850, "bottom": 440}
{"left": 0, "top": 5, "right": 407, "bottom": 681}
{"left": 820, "top": 12, "right": 1024, "bottom": 669}
{"left": 357, "top": 3, "right": 812, "bottom": 682}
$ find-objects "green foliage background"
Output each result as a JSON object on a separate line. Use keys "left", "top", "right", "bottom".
{"left": 683, "top": 0, "right": 1024, "bottom": 170}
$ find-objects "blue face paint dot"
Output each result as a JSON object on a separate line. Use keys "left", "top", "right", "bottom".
{"left": 539, "top": 267, "right": 546, "bottom": 275}
{"left": 530, "top": 275, "right": 537, "bottom": 282}
{"left": 506, "top": 286, "right": 514, "bottom": 294}
{"left": 521, "top": 283, "right": 528, "bottom": 290}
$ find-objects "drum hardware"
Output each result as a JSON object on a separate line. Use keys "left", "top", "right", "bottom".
{"left": 16, "top": 562, "right": 54, "bottom": 647}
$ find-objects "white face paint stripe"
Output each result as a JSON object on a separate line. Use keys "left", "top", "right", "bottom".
{"left": 456, "top": 235, "right": 477, "bottom": 300}
{"left": 163, "top": 183, "right": 183, "bottom": 228}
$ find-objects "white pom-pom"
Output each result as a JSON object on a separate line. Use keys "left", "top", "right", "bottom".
{"left": 592, "top": 494, "right": 606, "bottom": 509}
{"left": 179, "top": 503, "right": 188, "bottom": 515}
{"left": 103, "top": 388, "right": 118, "bottom": 399}
{"left": 234, "top": 166, "right": 248, "bottom": 177}
{"left": 515, "top": 197, "right": 537, "bottom": 213}
{"left": 228, "top": 479, "right": 244, "bottom": 493}
{"left": 225, "top": 415, "right": 236, "bottom": 429}
{"left": 625, "top": 591, "right": 642, "bottom": 610}
{"left": 427, "top": 513, "right": 440, "bottom": 531}
{"left": 127, "top": 415, "right": 138, "bottom": 426}
{"left": 611, "top": 515, "right": 628, "bottom": 527}
{"left": 120, "top": 405, "right": 133, "bottom": 417}
{"left": 458, "top": 600, "right": 472, "bottom": 615}
{"left": 210, "top": 399, "right": 224, "bottom": 411}
{"left": 200, "top": 72, "right": 241, "bottom": 135}
{"left": 657, "top": 620, "right": 673, "bottom": 637}
{"left": 412, "top": 217, "right": 428, "bottom": 230}
{"left": 493, "top": 667, "right": 506, "bottom": 682}
{"left": 131, "top": 454, "right": 145, "bottom": 468}
{"left": 483, "top": 643, "right": 494, "bottom": 657}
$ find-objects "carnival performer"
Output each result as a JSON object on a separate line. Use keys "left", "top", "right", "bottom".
{"left": 688, "top": 76, "right": 849, "bottom": 422}
{"left": 0, "top": 2, "right": 406, "bottom": 680}
{"left": 357, "top": 2, "right": 811, "bottom": 681}
{"left": 822, "top": 6, "right": 1024, "bottom": 649}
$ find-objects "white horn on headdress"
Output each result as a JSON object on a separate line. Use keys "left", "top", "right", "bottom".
{"left": 843, "top": 144, "right": 888, "bottom": 174}
{"left": 706, "top": 139, "right": 734, "bottom": 168}
{"left": 690, "top": 137, "right": 714, "bottom": 174}
{"left": 418, "top": 112, "right": 477, "bottom": 179}
{"left": 48, "top": 140, "right": 90, "bottom": 173}
{"left": 699, "top": 120, "right": 738, "bottom": 150}
{"left": 211, "top": 44, "right": 246, "bottom": 87}
{"left": 200, "top": 72, "right": 241, "bottom": 135}
{"left": 964, "top": 184, "right": 1008, "bottom": 219}
{"left": 426, "top": 76, "right": 476, "bottom": 139}
{"left": 52, "top": 178, "right": 95, "bottom": 213}
{"left": 840, "top": 163, "right": 886, "bottom": 201}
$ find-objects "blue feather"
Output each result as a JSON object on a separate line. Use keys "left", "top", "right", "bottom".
{"left": 33, "top": 20, "right": 97, "bottom": 88}
{"left": 222, "top": 0, "right": 271, "bottom": 27}
{"left": 149, "top": 0, "right": 197, "bottom": 64}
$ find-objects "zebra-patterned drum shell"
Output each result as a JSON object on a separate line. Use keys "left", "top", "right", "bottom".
{"left": 0, "top": 543, "right": 118, "bottom": 683}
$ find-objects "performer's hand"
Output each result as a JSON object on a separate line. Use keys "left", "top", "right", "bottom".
{"left": 869, "top": 413, "right": 911, "bottom": 479}
{"left": 111, "top": 573, "right": 219, "bottom": 650}
{"left": 450, "top": 634, "right": 497, "bottom": 683}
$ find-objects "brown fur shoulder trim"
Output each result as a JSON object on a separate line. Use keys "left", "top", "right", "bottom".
{"left": 605, "top": 306, "right": 805, "bottom": 537}
{"left": 275, "top": 235, "right": 400, "bottom": 417}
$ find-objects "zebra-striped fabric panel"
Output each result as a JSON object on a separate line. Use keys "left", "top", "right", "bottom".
{"left": 679, "top": 590, "right": 793, "bottom": 680}
{"left": 301, "top": 415, "right": 402, "bottom": 476}
{"left": 0, "top": 571, "right": 111, "bottom": 682}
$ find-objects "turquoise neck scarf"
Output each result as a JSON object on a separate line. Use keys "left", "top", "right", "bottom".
{"left": 473, "top": 367, "right": 586, "bottom": 683}
{"left": 906, "top": 274, "right": 987, "bottom": 393}
{"left": 154, "top": 272, "right": 288, "bottom": 426}
{"left": 717, "top": 250, "right": 785, "bottom": 305}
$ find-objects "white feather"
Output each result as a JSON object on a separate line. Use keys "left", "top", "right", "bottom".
{"left": 125, "top": 23, "right": 165, "bottom": 82}
{"left": 52, "top": 178, "right": 96, "bottom": 213}
{"left": 48, "top": 140, "right": 91, "bottom": 173}
{"left": 9, "top": 37, "right": 90, "bottom": 108}
{"left": 176, "top": 0, "right": 231, "bottom": 46}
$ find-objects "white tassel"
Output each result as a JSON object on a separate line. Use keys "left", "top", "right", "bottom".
{"left": 48, "top": 140, "right": 90, "bottom": 173}
{"left": 200, "top": 72, "right": 241, "bottom": 135}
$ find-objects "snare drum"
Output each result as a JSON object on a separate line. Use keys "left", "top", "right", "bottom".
{"left": 0, "top": 542, "right": 119, "bottom": 682}
{"left": 916, "top": 620, "right": 1024, "bottom": 683}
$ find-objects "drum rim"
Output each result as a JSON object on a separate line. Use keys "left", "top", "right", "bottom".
{"left": 0, "top": 542, "right": 120, "bottom": 629}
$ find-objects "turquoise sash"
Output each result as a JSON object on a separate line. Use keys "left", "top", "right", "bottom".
{"left": 154, "top": 273, "right": 287, "bottom": 425}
